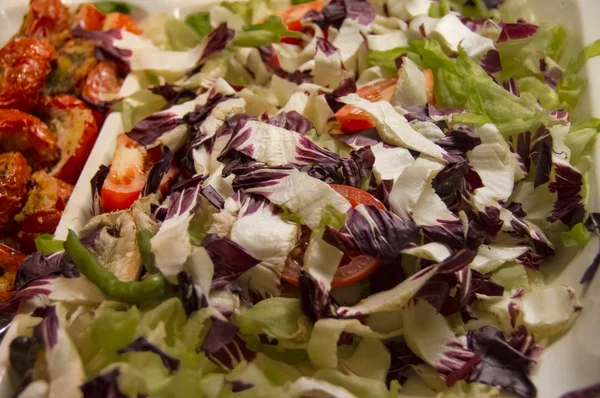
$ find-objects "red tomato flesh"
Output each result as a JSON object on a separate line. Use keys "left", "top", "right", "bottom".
{"left": 277, "top": 0, "right": 325, "bottom": 32}
{"left": 335, "top": 78, "right": 398, "bottom": 132}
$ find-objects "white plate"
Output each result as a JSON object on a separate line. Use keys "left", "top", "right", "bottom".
{"left": 1, "top": 0, "right": 600, "bottom": 396}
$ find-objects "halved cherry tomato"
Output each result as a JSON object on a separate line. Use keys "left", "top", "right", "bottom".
{"left": 20, "top": 0, "right": 70, "bottom": 37}
{"left": 37, "top": 95, "right": 99, "bottom": 185}
{"left": 74, "top": 4, "right": 107, "bottom": 31}
{"left": 102, "top": 13, "right": 142, "bottom": 34}
{"left": 0, "top": 152, "right": 32, "bottom": 229}
{"left": 335, "top": 78, "right": 398, "bottom": 132}
{"left": 423, "top": 68, "right": 436, "bottom": 106}
{"left": 0, "top": 109, "right": 60, "bottom": 170}
{"left": 277, "top": 0, "right": 324, "bottom": 32}
{"left": 330, "top": 184, "right": 386, "bottom": 210}
{"left": 101, "top": 134, "right": 148, "bottom": 213}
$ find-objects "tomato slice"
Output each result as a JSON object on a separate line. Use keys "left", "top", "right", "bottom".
{"left": 75, "top": 4, "right": 107, "bottom": 31}
{"left": 102, "top": 12, "right": 142, "bottom": 34}
{"left": 277, "top": 0, "right": 324, "bottom": 32}
{"left": 423, "top": 68, "right": 436, "bottom": 106}
{"left": 335, "top": 78, "right": 398, "bottom": 132}
{"left": 282, "top": 255, "right": 381, "bottom": 288}
{"left": 101, "top": 134, "right": 148, "bottom": 213}
{"left": 330, "top": 184, "right": 386, "bottom": 210}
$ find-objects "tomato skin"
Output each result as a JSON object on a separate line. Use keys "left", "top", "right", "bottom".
{"left": 101, "top": 134, "right": 148, "bottom": 213}
{"left": 102, "top": 13, "right": 142, "bottom": 34}
{"left": 335, "top": 78, "right": 398, "bottom": 132}
{"left": 0, "top": 244, "right": 25, "bottom": 274}
{"left": 20, "top": 0, "right": 70, "bottom": 37}
{"left": 37, "top": 95, "right": 99, "bottom": 185}
{"left": 0, "top": 37, "right": 55, "bottom": 112}
{"left": 330, "top": 184, "right": 386, "bottom": 210}
{"left": 74, "top": 4, "right": 107, "bottom": 31}
{"left": 277, "top": 0, "right": 325, "bottom": 32}
{"left": 0, "top": 153, "right": 32, "bottom": 229}
{"left": 0, "top": 109, "right": 60, "bottom": 170}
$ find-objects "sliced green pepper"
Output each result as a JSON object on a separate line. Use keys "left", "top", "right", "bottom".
{"left": 65, "top": 230, "right": 172, "bottom": 304}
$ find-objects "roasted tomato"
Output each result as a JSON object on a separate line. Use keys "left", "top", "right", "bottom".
{"left": 102, "top": 12, "right": 142, "bottom": 34}
{"left": 20, "top": 0, "right": 70, "bottom": 37}
{"left": 73, "top": 4, "right": 107, "bottom": 31}
{"left": 37, "top": 95, "right": 99, "bottom": 185}
{"left": 335, "top": 78, "right": 398, "bottom": 132}
{"left": 0, "top": 153, "right": 32, "bottom": 230}
{"left": 0, "top": 109, "right": 59, "bottom": 170}
{"left": 101, "top": 134, "right": 149, "bottom": 213}
{"left": 15, "top": 171, "right": 73, "bottom": 253}
{"left": 43, "top": 39, "right": 98, "bottom": 96}
{"left": 0, "top": 37, "right": 55, "bottom": 112}
{"left": 0, "top": 244, "right": 25, "bottom": 301}
{"left": 82, "top": 62, "right": 122, "bottom": 125}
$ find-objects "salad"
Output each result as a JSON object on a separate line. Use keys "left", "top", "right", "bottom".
{"left": 1, "top": 0, "right": 600, "bottom": 396}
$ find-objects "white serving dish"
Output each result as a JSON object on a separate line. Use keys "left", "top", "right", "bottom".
{"left": 1, "top": 0, "right": 599, "bottom": 396}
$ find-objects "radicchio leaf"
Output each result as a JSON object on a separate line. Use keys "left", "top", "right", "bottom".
{"left": 385, "top": 342, "right": 422, "bottom": 386}
{"left": 201, "top": 233, "right": 261, "bottom": 289}
{"left": 560, "top": 383, "right": 600, "bottom": 398}
{"left": 200, "top": 23, "right": 235, "bottom": 62}
{"left": 33, "top": 306, "right": 59, "bottom": 348}
{"left": 436, "top": 249, "right": 478, "bottom": 274}
{"left": 323, "top": 205, "right": 418, "bottom": 264}
{"left": 200, "top": 316, "right": 256, "bottom": 369}
{"left": 298, "top": 271, "right": 341, "bottom": 323}
{"left": 340, "top": 146, "right": 375, "bottom": 188}
{"left": 497, "top": 23, "right": 539, "bottom": 43}
{"left": 467, "top": 326, "right": 536, "bottom": 398}
{"left": 321, "top": 0, "right": 376, "bottom": 29}
{"left": 324, "top": 77, "right": 357, "bottom": 113}
{"left": 15, "top": 252, "right": 63, "bottom": 289}
{"left": 127, "top": 112, "right": 181, "bottom": 146}
{"left": 91, "top": 165, "right": 110, "bottom": 216}
{"left": 539, "top": 59, "right": 563, "bottom": 90}
{"left": 177, "top": 271, "right": 208, "bottom": 316}
{"left": 274, "top": 69, "right": 313, "bottom": 85}
{"left": 480, "top": 49, "right": 502, "bottom": 75}
{"left": 150, "top": 84, "right": 198, "bottom": 110}
{"left": 142, "top": 147, "right": 174, "bottom": 196}
{"left": 422, "top": 221, "right": 466, "bottom": 250}
{"left": 265, "top": 111, "right": 314, "bottom": 135}
{"left": 80, "top": 368, "right": 128, "bottom": 398}
{"left": 508, "top": 325, "right": 543, "bottom": 362}
{"left": 530, "top": 126, "right": 552, "bottom": 188}
{"left": 548, "top": 163, "right": 585, "bottom": 228}
{"left": 117, "top": 337, "right": 181, "bottom": 373}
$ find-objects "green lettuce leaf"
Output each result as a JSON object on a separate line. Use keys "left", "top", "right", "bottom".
{"left": 93, "top": 1, "right": 134, "bottom": 14}
{"left": 565, "top": 118, "right": 600, "bottom": 163}
{"left": 557, "top": 39, "right": 600, "bottom": 109}
{"left": 231, "top": 16, "right": 303, "bottom": 47}
{"left": 411, "top": 40, "right": 546, "bottom": 135}
{"left": 561, "top": 222, "right": 590, "bottom": 247}
{"left": 34, "top": 233, "right": 64, "bottom": 254}
{"left": 184, "top": 12, "right": 213, "bottom": 38}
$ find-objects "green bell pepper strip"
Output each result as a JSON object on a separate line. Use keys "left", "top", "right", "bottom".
{"left": 136, "top": 229, "right": 159, "bottom": 274}
{"left": 64, "top": 230, "right": 172, "bottom": 304}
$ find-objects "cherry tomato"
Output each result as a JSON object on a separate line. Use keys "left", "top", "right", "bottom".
{"left": 0, "top": 109, "right": 60, "bottom": 170}
{"left": 82, "top": 62, "right": 122, "bottom": 125}
{"left": 101, "top": 134, "right": 149, "bottom": 213}
{"left": 102, "top": 13, "right": 142, "bottom": 34}
{"left": 423, "top": 68, "right": 436, "bottom": 106}
{"left": 330, "top": 184, "right": 386, "bottom": 210}
{"left": 335, "top": 78, "right": 398, "bottom": 132}
{"left": 20, "top": 0, "right": 70, "bottom": 37}
{"left": 74, "top": 4, "right": 107, "bottom": 31}
{"left": 0, "top": 37, "right": 55, "bottom": 112}
{"left": 37, "top": 95, "right": 99, "bottom": 185}
{"left": 0, "top": 153, "right": 32, "bottom": 230}
{"left": 277, "top": 0, "right": 324, "bottom": 32}
{"left": 15, "top": 171, "right": 73, "bottom": 253}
